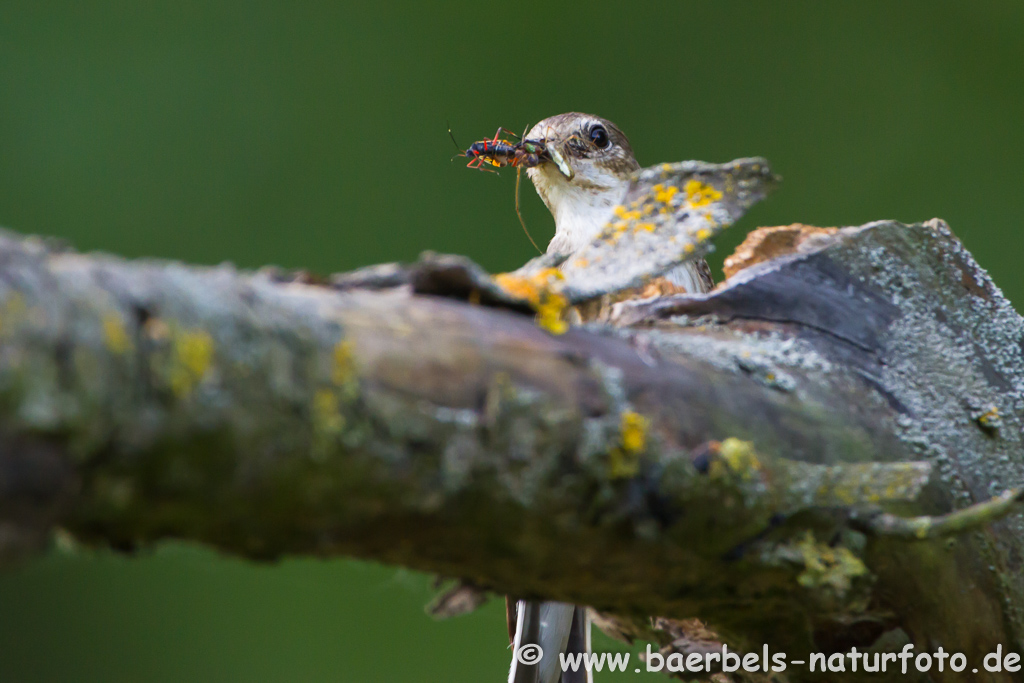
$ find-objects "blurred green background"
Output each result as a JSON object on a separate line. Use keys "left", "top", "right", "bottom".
{"left": 1, "top": 1, "right": 1022, "bottom": 681}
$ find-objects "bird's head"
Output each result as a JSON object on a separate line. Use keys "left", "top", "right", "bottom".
{"left": 523, "top": 113, "right": 640, "bottom": 255}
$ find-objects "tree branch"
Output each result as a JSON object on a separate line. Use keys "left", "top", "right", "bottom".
{"left": 0, "top": 218, "right": 1021, "bottom": 681}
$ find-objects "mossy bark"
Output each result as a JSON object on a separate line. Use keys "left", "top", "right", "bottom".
{"left": 0, "top": 220, "right": 1021, "bottom": 682}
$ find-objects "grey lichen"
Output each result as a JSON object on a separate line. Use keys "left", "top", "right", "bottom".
{"left": 0, "top": 218, "right": 1021, "bottom": 681}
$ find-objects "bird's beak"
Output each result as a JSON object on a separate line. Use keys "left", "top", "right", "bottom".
{"left": 546, "top": 142, "right": 575, "bottom": 180}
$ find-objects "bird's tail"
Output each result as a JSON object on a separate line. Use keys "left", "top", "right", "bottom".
{"left": 507, "top": 600, "right": 592, "bottom": 683}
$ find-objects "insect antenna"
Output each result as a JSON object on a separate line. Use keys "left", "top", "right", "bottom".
{"left": 447, "top": 123, "right": 466, "bottom": 161}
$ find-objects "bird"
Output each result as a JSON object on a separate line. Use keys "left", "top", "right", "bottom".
{"left": 524, "top": 112, "right": 713, "bottom": 297}
{"left": 506, "top": 113, "right": 714, "bottom": 683}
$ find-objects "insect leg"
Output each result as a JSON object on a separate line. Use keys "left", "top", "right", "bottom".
{"left": 467, "top": 157, "right": 499, "bottom": 173}
{"left": 495, "top": 127, "right": 522, "bottom": 141}
{"left": 515, "top": 165, "right": 542, "bottom": 254}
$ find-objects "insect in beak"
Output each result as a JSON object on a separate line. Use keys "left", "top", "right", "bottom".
{"left": 547, "top": 143, "right": 574, "bottom": 180}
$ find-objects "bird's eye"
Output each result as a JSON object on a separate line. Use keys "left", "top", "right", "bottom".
{"left": 589, "top": 125, "right": 610, "bottom": 149}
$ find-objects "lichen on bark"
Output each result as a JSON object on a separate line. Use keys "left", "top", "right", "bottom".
{"left": 0, "top": 218, "right": 1021, "bottom": 681}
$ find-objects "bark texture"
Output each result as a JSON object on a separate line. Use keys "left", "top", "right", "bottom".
{"left": 0, "top": 220, "right": 1020, "bottom": 682}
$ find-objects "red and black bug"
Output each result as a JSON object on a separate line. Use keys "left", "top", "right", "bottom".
{"left": 451, "top": 127, "right": 522, "bottom": 171}
{"left": 449, "top": 125, "right": 549, "bottom": 253}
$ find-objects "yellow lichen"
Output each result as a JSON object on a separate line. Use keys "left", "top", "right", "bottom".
{"left": 683, "top": 179, "right": 723, "bottom": 208}
{"left": 621, "top": 411, "right": 648, "bottom": 452}
{"left": 572, "top": 258, "right": 589, "bottom": 269}
{"left": 977, "top": 406, "right": 1000, "bottom": 428}
{"left": 796, "top": 532, "right": 868, "bottom": 595}
{"left": 102, "top": 313, "right": 133, "bottom": 354}
{"left": 695, "top": 228, "right": 712, "bottom": 242}
{"left": 536, "top": 291, "right": 569, "bottom": 335}
{"left": 709, "top": 438, "right": 762, "bottom": 480}
{"left": 609, "top": 411, "right": 649, "bottom": 479}
{"left": 494, "top": 269, "right": 569, "bottom": 335}
{"left": 178, "top": 331, "right": 213, "bottom": 377}
{"left": 169, "top": 329, "right": 214, "bottom": 396}
{"left": 331, "top": 340, "right": 356, "bottom": 385}
{"left": 312, "top": 388, "right": 345, "bottom": 436}
{"left": 634, "top": 222, "right": 656, "bottom": 233}
{"left": 654, "top": 185, "right": 678, "bottom": 204}
{"left": 683, "top": 243, "right": 696, "bottom": 254}
{"left": 496, "top": 276, "right": 535, "bottom": 302}
{"left": 493, "top": 273, "right": 541, "bottom": 304}
{"left": 493, "top": 268, "right": 564, "bottom": 307}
